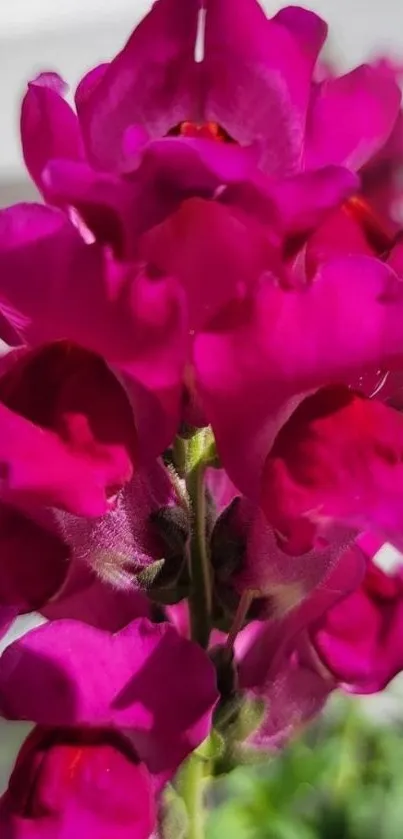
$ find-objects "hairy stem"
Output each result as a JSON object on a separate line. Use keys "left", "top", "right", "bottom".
{"left": 186, "top": 430, "right": 212, "bottom": 649}
{"left": 225, "top": 590, "right": 254, "bottom": 656}
{"left": 180, "top": 756, "right": 206, "bottom": 839}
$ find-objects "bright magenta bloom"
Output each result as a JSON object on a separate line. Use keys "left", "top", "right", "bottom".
{"left": 0, "top": 728, "right": 156, "bottom": 839}
{"left": 0, "top": 618, "right": 218, "bottom": 781}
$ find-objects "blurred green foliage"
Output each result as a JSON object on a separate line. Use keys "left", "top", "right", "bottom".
{"left": 207, "top": 696, "right": 403, "bottom": 839}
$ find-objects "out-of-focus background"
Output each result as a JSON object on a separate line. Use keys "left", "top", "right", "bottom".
{"left": 1, "top": 0, "right": 403, "bottom": 203}
{"left": 1, "top": 1, "right": 403, "bottom": 833}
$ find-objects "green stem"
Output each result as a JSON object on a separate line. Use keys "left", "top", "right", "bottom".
{"left": 180, "top": 756, "right": 206, "bottom": 839}
{"left": 186, "top": 431, "right": 212, "bottom": 649}
{"left": 225, "top": 590, "right": 254, "bottom": 657}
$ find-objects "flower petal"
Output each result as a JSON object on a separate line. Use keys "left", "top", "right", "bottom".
{"left": 237, "top": 540, "right": 365, "bottom": 689}
{"left": 194, "top": 254, "right": 403, "bottom": 495}
{"left": 272, "top": 6, "right": 327, "bottom": 66}
{"left": 0, "top": 204, "right": 187, "bottom": 456}
{"left": 266, "top": 166, "right": 359, "bottom": 235}
{"left": 0, "top": 204, "right": 105, "bottom": 350}
{"left": 0, "top": 341, "right": 137, "bottom": 487}
{"left": 0, "top": 607, "right": 16, "bottom": 642}
{"left": 42, "top": 138, "right": 258, "bottom": 258}
{"left": 0, "top": 618, "right": 218, "bottom": 782}
{"left": 75, "top": 63, "right": 109, "bottom": 110}
{"left": 52, "top": 460, "right": 179, "bottom": 590}
{"left": 0, "top": 505, "right": 69, "bottom": 612}
{"left": 203, "top": 0, "right": 314, "bottom": 175}
{"left": 0, "top": 728, "right": 156, "bottom": 839}
{"left": 247, "top": 637, "right": 333, "bottom": 749}
{"left": 140, "top": 197, "right": 273, "bottom": 331}
{"left": 237, "top": 503, "right": 358, "bottom": 602}
{"left": 261, "top": 386, "right": 403, "bottom": 554}
{"left": 236, "top": 542, "right": 365, "bottom": 745}
{"left": 42, "top": 559, "right": 151, "bottom": 631}
{"left": 42, "top": 160, "right": 136, "bottom": 256}
{"left": 305, "top": 64, "right": 401, "bottom": 171}
{"left": 311, "top": 560, "right": 403, "bottom": 693}
{"left": 21, "top": 73, "right": 84, "bottom": 196}
{"left": 222, "top": 166, "right": 359, "bottom": 239}
{"left": 76, "top": 0, "right": 201, "bottom": 169}
{"left": 0, "top": 401, "right": 123, "bottom": 516}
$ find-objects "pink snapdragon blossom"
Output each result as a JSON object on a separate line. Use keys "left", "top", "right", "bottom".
{"left": 0, "top": 728, "right": 156, "bottom": 839}
{"left": 0, "top": 342, "right": 136, "bottom": 517}
{"left": 0, "top": 342, "right": 181, "bottom": 615}
{"left": 0, "top": 618, "right": 218, "bottom": 835}
{"left": 21, "top": 1, "right": 400, "bottom": 180}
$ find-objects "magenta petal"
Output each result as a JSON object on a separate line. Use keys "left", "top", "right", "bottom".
{"left": 235, "top": 543, "right": 365, "bottom": 745}
{"left": 42, "top": 160, "right": 135, "bottom": 255}
{"left": 237, "top": 541, "right": 365, "bottom": 688}
{"left": 0, "top": 618, "right": 218, "bottom": 781}
{"left": 0, "top": 311, "right": 21, "bottom": 347}
{"left": 76, "top": 0, "right": 201, "bottom": 170}
{"left": 138, "top": 136, "right": 258, "bottom": 186}
{"left": 53, "top": 461, "right": 178, "bottom": 590}
{"left": 75, "top": 63, "right": 109, "bottom": 110}
{"left": 0, "top": 505, "right": 69, "bottom": 611}
{"left": 21, "top": 73, "right": 84, "bottom": 196}
{"left": 42, "top": 559, "right": 151, "bottom": 631}
{"left": 122, "top": 123, "right": 151, "bottom": 166}
{"left": 43, "top": 138, "right": 258, "bottom": 258}
{"left": 267, "top": 166, "right": 359, "bottom": 234}
{"left": 305, "top": 64, "right": 401, "bottom": 171}
{"left": 140, "top": 197, "right": 273, "bottom": 331}
{"left": 0, "top": 401, "right": 122, "bottom": 516}
{"left": 0, "top": 728, "right": 156, "bottom": 839}
{"left": 222, "top": 166, "right": 358, "bottom": 238}
{"left": 203, "top": 0, "right": 313, "bottom": 175}
{"left": 248, "top": 637, "right": 333, "bottom": 749}
{"left": 272, "top": 6, "right": 327, "bottom": 66}
{"left": 0, "top": 203, "right": 105, "bottom": 350}
{"left": 311, "top": 561, "right": 403, "bottom": 693}
{"left": 237, "top": 505, "right": 357, "bottom": 601}
{"left": 194, "top": 255, "right": 403, "bottom": 496}
{"left": 0, "top": 607, "right": 16, "bottom": 642}
{"left": 261, "top": 387, "right": 403, "bottom": 554}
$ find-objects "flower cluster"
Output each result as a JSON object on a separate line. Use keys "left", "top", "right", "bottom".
{"left": 1, "top": 0, "right": 403, "bottom": 835}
